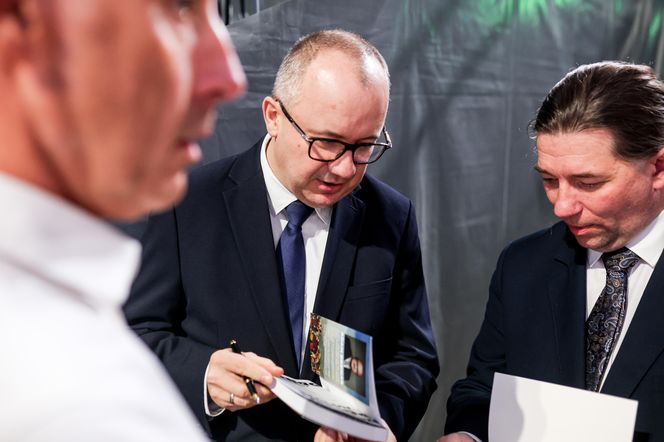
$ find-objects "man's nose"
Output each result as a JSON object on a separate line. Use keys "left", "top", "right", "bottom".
{"left": 552, "top": 184, "right": 582, "bottom": 220}
{"left": 192, "top": 14, "right": 246, "bottom": 103}
{"left": 328, "top": 150, "right": 357, "bottom": 178}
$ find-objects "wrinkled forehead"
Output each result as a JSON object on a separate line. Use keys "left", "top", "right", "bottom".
{"left": 309, "top": 49, "right": 388, "bottom": 91}
{"left": 534, "top": 128, "right": 631, "bottom": 175}
{"left": 44, "top": 0, "right": 158, "bottom": 34}
{"left": 535, "top": 128, "right": 620, "bottom": 153}
{"left": 311, "top": 52, "right": 388, "bottom": 102}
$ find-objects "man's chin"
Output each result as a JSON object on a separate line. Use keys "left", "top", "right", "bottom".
{"left": 182, "top": 109, "right": 217, "bottom": 139}
{"left": 302, "top": 191, "right": 347, "bottom": 209}
{"left": 573, "top": 233, "right": 617, "bottom": 253}
{"left": 147, "top": 180, "right": 189, "bottom": 214}
{"left": 100, "top": 179, "right": 189, "bottom": 221}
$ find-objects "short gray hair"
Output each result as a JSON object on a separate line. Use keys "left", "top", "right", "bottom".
{"left": 272, "top": 29, "right": 390, "bottom": 106}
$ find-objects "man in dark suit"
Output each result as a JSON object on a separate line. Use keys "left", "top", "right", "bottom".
{"left": 440, "top": 61, "right": 664, "bottom": 442}
{"left": 125, "top": 30, "right": 439, "bottom": 442}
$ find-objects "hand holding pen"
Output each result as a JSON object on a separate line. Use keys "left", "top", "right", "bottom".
{"left": 205, "top": 340, "right": 284, "bottom": 412}
{"left": 230, "top": 340, "right": 260, "bottom": 403}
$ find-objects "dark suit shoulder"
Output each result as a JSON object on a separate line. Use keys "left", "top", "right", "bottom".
{"left": 502, "top": 220, "right": 576, "bottom": 263}
{"left": 190, "top": 155, "right": 237, "bottom": 184}
{"left": 355, "top": 174, "right": 413, "bottom": 220}
{"left": 491, "top": 220, "right": 585, "bottom": 313}
{"left": 192, "top": 142, "right": 261, "bottom": 186}
{"left": 357, "top": 174, "right": 410, "bottom": 204}
{"left": 445, "top": 221, "right": 578, "bottom": 439}
{"left": 179, "top": 142, "right": 262, "bottom": 208}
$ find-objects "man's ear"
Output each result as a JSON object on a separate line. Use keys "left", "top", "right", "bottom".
{"left": 652, "top": 147, "right": 664, "bottom": 190}
{"left": 3, "top": 0, "right": 61, "bottom": 97}
{"left": 262, "top": 96, "right": 280, "bottom": 138}
{"left": 10, "top": 0, "right": 72, "bottom": 158}
{"left": 0, "top": 0, "right": 56, "bottom": 126}
{"left": 0, "top": 0, "right": 27, "bottom": 74}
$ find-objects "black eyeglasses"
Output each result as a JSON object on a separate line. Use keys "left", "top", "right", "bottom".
{"left": 277, "top": 100, "right": 391, "bottom": 165}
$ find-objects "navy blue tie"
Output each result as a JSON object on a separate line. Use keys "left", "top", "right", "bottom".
{"left": 276, "top": 201, "right": 313, "bottom": 368}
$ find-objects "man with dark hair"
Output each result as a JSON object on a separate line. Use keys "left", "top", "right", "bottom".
{"left": 0, "top": 0, "right": 245, "bottom": 440}
{"left": 440, "top": 61, "right": 664, "bottom": 442}
{"left": 125, "top": 29, "right": 439, "bottom": 441}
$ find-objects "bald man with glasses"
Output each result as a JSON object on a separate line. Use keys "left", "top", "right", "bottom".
{"left": 125, "top": 29, "right": 439, "bottom": 442}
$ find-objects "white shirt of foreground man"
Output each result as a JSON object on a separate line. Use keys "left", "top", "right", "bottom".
{"left": 0, "top": 174, "right": 208, "bottom": 442}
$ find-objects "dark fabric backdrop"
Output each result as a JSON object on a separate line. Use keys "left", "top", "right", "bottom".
{"left": 124, "top": 1, "right": 664, "bottom": 439}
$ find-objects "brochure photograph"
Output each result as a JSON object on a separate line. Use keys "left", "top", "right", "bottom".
{"left": 269, "top": 314, "right": 388, "bottom": 441}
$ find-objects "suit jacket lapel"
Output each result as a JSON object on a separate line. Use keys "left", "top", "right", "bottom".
{"left": 602, "top": 256, "right": 664, "bottom": 397}
{"left": 222, "top": 143, "right": 298, "bottom": 374}
{"left": 300, "top": 191, "right": 365, "bottom": 379}
{"left": 313, "top": 191, "right": 365, "bottom": 320}
{"left": 548, "top": 228, "right": 587, "bottom": 388}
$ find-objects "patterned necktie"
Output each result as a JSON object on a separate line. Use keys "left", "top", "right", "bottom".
{"left": 585, "top": 247, "right": 639, "bottom": 392}
{"left": 276, "top": 200, "right": 313, "bottom": 368}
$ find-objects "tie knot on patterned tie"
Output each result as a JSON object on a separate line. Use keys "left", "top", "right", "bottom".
{"left": 285, "top": 201, "right": 313, "bottom": 229}
{"left": 601, "top": 247, "right": 639, "bottom": 273}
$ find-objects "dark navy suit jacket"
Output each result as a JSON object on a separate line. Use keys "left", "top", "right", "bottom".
{"left": 445, "top": 221, "right": 664, "bottom": 442}
{"left": 124, "top": 142, "right": 439, "bottom": 441}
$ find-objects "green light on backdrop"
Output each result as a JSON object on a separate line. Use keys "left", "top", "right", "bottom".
{"left": 400, "top": 0, "right": 663, "bottom": 67}
{"left": 461, "top": 0, "right": 586, "bottom": 29}
{"left": 614, "top": 0, "right": 623, "bottom": 15}
{"left": 649, "top": 9, "right": 662, "bottom": 47}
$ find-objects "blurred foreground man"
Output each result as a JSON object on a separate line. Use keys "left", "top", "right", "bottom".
{"left": 125, "top": 30, "right": 439, "bottom": 441}
{"left": 441, "top": 62, "right": 664, "bottom": 442}
{"left": 0, "top": 0, "right": 245, "bottom": 440}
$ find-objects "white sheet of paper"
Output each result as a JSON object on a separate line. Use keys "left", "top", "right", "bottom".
{"left": 489, "top": 373, "right": 638, "bottom": 442}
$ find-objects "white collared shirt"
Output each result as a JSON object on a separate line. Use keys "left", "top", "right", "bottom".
{"left": 260, "top": 134, "right": 332, "bottom": 365}
{"left": 0, "top": 173, "right": 207, "bottom": 441}
{"left": 586, "top": 209, "right": 664, "bottom": 389}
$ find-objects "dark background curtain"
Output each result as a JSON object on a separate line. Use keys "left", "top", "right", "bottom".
{"left": 126, "top": 1, "right": 664, "bottom": 439}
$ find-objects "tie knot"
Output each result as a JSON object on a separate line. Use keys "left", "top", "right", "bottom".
{"left": 285, "top": 200, "right": 313, "bottom": 228}
{"left": 601, "top": 247, "right": 639, "bottom": 272}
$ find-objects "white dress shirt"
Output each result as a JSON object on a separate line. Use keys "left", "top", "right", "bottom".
{"left": 204, "top": 135, "right": 331, "bottom": 417}
{"left": 0, "top": 173, "right": 207, "bottom": 442}
{"left": 586, "top": 209, "right": 664, "bottom": 389}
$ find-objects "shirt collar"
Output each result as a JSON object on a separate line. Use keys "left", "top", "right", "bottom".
{"left": 587, "top": 209, "right": 664, "bottom": 268}
{"left": 0, "top": 172, "right": 141, "bottom": 308}
{"left": 259, "top": 134, "right": 332, "bottom": 225}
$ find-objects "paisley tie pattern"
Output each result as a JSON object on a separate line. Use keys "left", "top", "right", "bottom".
{"left": 585, "top": 247, "right": 639, "bottom": 392}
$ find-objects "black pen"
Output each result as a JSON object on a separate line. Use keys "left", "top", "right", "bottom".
{"left": 229, "top": 339, "right": 260, "bottom": 404}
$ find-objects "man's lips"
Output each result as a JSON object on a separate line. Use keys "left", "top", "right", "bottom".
{"left": 316, "top": 179, "right": 344, "bottom": 193}
{"left": 176, "top": 139, "right": 202, "bottom": 166}
{"left": 568, "top": 224, "right": 597, "bottom": 236}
